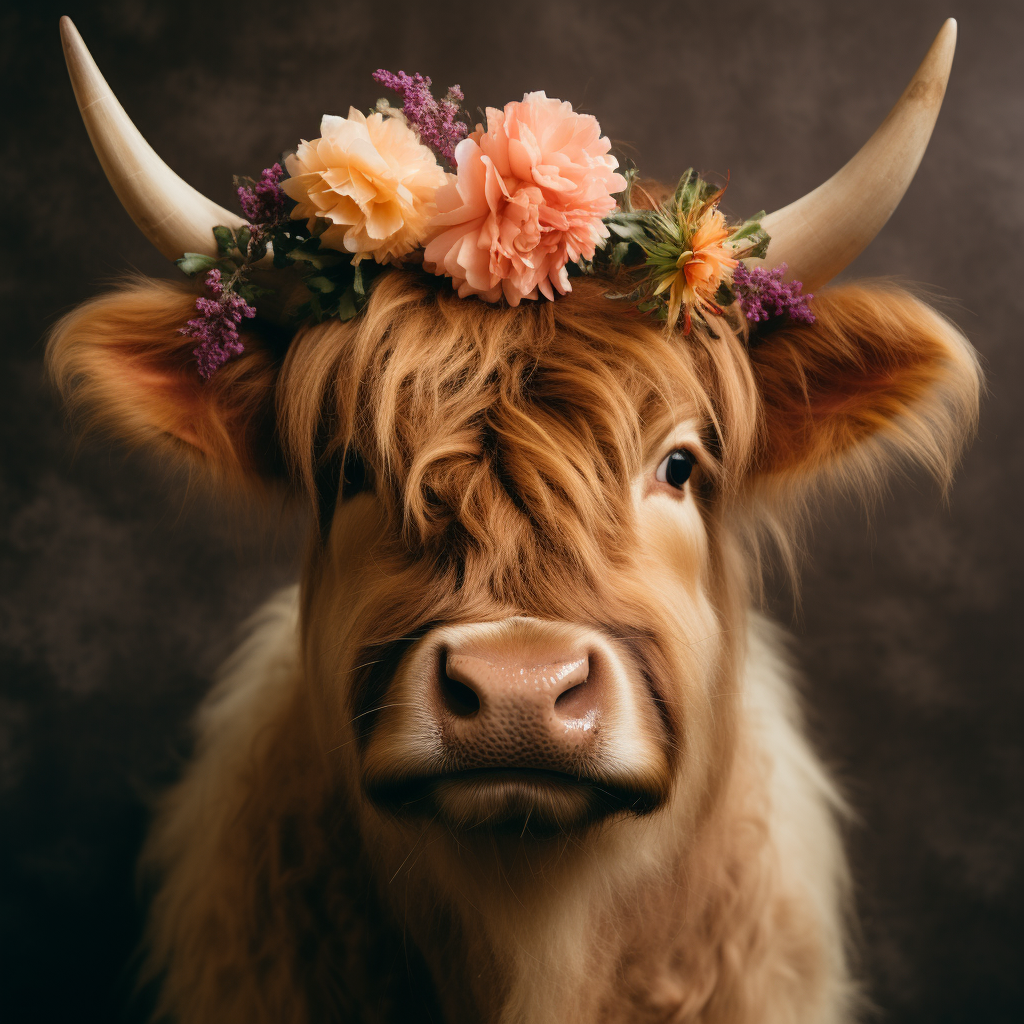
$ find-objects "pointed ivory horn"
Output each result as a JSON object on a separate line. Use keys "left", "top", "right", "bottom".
{"left": 759, "top": 19, "right": 956, "bottom": 291}
{"left": 60, "top": 16, "right": 244, "bottom": 260}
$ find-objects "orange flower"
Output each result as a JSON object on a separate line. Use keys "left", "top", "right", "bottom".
{"left": 653, "top": 208, "right": 738, "bottom": 332}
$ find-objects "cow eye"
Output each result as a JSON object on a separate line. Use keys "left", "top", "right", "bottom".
{"left": 655, "top": 449, "right": 694, "bottom": 490}
{"left": 341, "top": 450, "right": 368, "bottom": 499}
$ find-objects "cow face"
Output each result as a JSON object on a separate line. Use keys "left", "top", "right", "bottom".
{"left": 48, "top": 268, "right": 979, "bottom": 848}
{"left": 284, "top": 274, "right": 755, "bottom": 837}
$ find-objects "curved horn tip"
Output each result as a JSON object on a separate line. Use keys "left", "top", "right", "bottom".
{"left": 894, "top": 20, "right": 957, "bottom": 123}
{"left": 59, "top": 14, "right": 246, "bottom": 264}
{"left": 918, "top": 18, "right": 957, "bottom": 87}
{"left": 758, "top": 18, "right": 959, "bottom": 292}
{"left": 59, "top": 15, "right": 80, "bottom": 51}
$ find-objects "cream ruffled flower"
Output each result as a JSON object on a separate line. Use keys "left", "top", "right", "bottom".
{"left": 282, "top": 108, "right": 449, "bottom": 264}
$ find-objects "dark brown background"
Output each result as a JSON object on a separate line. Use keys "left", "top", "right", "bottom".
{"left": 1, "top": 1, "right": 1021, "bottom": 1020}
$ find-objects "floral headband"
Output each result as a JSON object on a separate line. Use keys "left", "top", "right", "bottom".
{"left": 176, "top": 72, "right": 813, "bottom": 379}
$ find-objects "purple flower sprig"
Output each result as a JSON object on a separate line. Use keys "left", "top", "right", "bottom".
{"left": 236, "top": 162, "right": 287, "bottom": 235}
{"left": 181, "top": 269, "right": 256, "bottom": 380}
{"left": 372, "top": 69, "right": 468, "bottom": 164}
{"left": 732, "top": 262, "right": 815, "bottom": 327}
{"left": 178, "top": 164, "right": 290, "bottom": 379}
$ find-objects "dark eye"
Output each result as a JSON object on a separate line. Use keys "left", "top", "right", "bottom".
{"left": 655, "top": 449, "right": 695, "bottom": 490}
{"left": 341, "top": 449, "right": 368, "bottom": 499}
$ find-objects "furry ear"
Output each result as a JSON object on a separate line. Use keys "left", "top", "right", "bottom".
{"left": 47, "top": 279, "right": 287, "bottom": 492}
{"left": 746, "top": 283, "right": 981, "bottom": 494}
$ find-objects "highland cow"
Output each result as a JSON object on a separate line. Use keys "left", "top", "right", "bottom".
{"left": 49, "top": 17, "right": 979, "bottom": 1024}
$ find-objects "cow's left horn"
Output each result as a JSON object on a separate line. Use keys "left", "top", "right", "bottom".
{"left": 758, "top": 19, "right": 956, "bottom": 292}
{"left": 60, "top": 16, "right": 244, "bottom": 260}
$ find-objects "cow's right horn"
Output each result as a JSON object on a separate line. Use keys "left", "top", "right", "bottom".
{"left": 757, "top": 19, "right": 957, "bottom": 292}
{"left": 60, "top": 16, "right": 244, "bottom": 261}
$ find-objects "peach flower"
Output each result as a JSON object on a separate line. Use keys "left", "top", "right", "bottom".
{"left": 283, "top": 108, "right": 449, "bottom": 264}
{"left": 422, "top": 92, "right": 627, "bottom": 305}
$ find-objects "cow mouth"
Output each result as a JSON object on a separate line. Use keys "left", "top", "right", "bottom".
{"left": 366, "top": 767, "right": 662, "bottom": 834}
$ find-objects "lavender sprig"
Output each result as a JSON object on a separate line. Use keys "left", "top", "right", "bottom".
{"left": 372, "top": 69, "right": 468, "bottom": 164}
{"left": 181, "top": 269, "right": 256, "bottom": 380}
{"left": 236, "top": 162, "right": 287, "bottom": 230}
{"left": 732, "top": 262, "right": 815, "bottom": 326}
{"left": 178, "top": 165, "right": 289, "bottom": 379}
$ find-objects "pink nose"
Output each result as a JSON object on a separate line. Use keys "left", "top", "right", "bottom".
{"left": 445, "top": 652, "right": 591, "bottom": 715}
{"left": 434, "top": 643, "right": 602, "bottom": 768}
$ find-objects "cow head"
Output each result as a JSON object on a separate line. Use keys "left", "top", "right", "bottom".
{"left": 50, "top": 21, "right": 978, "bottom": 860}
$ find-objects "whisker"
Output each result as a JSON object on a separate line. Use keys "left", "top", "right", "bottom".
{"left": 388, "top": 810, "right": 441, "bottom": 884}
{"left": 684, "top": 627, "right": 737, "bottom": 647}
{"left": 347, "top": 701, "right": 420, "bottom": 725}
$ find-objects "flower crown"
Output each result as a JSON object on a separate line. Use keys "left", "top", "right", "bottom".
{"left": 177, "top": 71, "right": 813, "bottom": 379}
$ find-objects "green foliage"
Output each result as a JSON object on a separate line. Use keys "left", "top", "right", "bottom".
{"left": 728, "top": 213, "right": 770, "bottom": 260}
{"left": 589, "top": 168, "right": 773, "bottom": 331}
{"left": 175, "top": 252, "right": 218, "bottom": 276}
{"left": 270, "top": 224, "right": 384, "bottom": 323}
{"left": 714, "top": 280, "right": 735, "bottom": 307}
{"left": 213, "top": 225, "right": 236, "bottom": 257}
{"left": 176, "top": 206, "right": 385, "bottom": 327}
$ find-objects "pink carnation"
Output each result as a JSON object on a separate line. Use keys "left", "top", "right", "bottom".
{"left": 422, "top": 92, "right": 626, "bottom": 305}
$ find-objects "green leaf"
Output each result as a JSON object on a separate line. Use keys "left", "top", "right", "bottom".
{"left": 237, "top": 281, "right": 274, "bottom": 304}
{"left": 306, "top": 275, "right": 338, "bottom": 294}
{"left": 272, "top": 241, "right": 299, "bottom": 269}
{"left": 714, "top": 281, "right": 735, "bottom": 307}
{"left": 335, "top": 288, "right": 359, "bottom": 321}
{"left": 606, "top": 218, "right": 654, "bottom": 247}
{"left": 739, "top": 231, "right": 771, "bottom": 260}
{"left": 269, "top": 225, "right": 313, "bottom": 262}
{"left": 280, "top": 236, "right": 348, "bottom": 272}
{"left": 730, "top": 213, "right": 766, "bottom": 243}
{"left": 671, "top": 169, "right": 696, "bottom": 207}
{"left": 236, "top": 226, "right": 252, "bottom": 255}
{"left": 175, "top": 252, "right": 218, "bottom": 277}
{"left": 752, "top": 234, "right": 771, "bottom": 260}
{"left": 606, "top": 209, "right": 660, "bottom": 229}
{"left": 608, "top": 241, "right": 633, "bottom": 269}
{"left": 213, "top": 225, "right": 236, "bottom": 257}
{"left": 728, "top": 216, "right": 770, "bottom": 261}
{"left": 288, "top": 250, "right": 329, "bottom": 269}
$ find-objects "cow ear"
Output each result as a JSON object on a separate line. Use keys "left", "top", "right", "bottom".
{"left": 47, "top": 279, "right": 288, "bottom": 493}
{"left": 746, "top": 283, "right": 981, "bottom": 495}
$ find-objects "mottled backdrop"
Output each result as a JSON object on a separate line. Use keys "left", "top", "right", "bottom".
{"left": 1, "top": 0, "right": 1021, "bottom": 1020}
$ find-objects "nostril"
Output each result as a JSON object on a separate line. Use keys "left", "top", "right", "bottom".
{"left": 439, "top": 650, "right": 481, "bottom": 718}
{"left": 442, "top": 676, "right": 480, "bottom": 717}
{"left": 554, "top": 678, "right": 593, "bottom": 719}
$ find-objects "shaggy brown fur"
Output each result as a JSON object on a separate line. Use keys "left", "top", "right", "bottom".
{"left": 47, "top": 265, "right": 980, "bottom": 1023}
